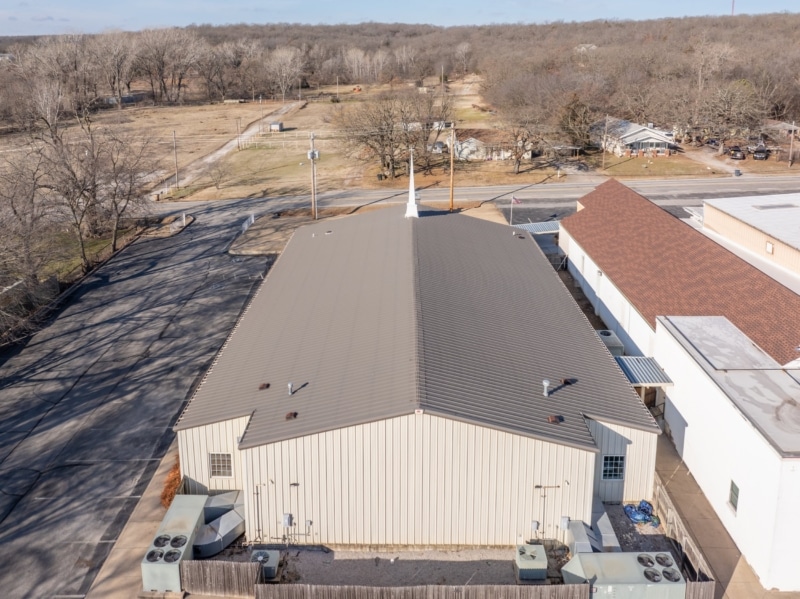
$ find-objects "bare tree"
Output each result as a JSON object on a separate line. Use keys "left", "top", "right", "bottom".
{"left": 268, "top": 46, "right": 304, "bottom": 102}
{"left": 454, "top": 42, "right": 472, "bottom": 76}
{"left": 100, "top": 130, "right": 155, "bottom": 250}
{"left": 91, "top": 31, "right": 134, "bottom": 109}
{"left": 333, "top": 89, "right": 451, "bottom": 178}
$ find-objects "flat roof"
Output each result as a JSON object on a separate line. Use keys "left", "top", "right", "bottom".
{"left": 659, "top": 315, "right": 800, "bottom": 457}
{"left": 705, "top": 194, "right": 800, "bottom": 251}
{"left": 176, "top": 206, "right": 657, "bottom": 450}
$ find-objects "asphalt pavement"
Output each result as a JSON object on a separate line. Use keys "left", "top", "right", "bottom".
{"left": 0, "top": 199, "right": 270, "bottom": 598}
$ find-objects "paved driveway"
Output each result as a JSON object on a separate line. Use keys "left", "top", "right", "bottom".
{"left": 0, "top": 199, "right": 269, "bottom": 598}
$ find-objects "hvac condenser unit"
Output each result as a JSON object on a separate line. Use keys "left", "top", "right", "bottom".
{"left": 562, "top": 551, "right": 686, "bottom": 598}
{"left": 514, "top": 544, "right": 547, "bottom": 581}
{"left": 597, "top": 330, "right": 625, "bottom": 356}
{"left": 251, "top": 549, "right": 281, "bottom": 580}
{"left": 141, "top": 495, "right": 206, "bottom": 593}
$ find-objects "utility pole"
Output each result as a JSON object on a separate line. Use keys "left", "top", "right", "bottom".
{"left": 259, "top": 97, "right": 263, "bottom": 134}
{"left": 236, "top": 118, "right": 242, "bottom": 150}
{"left": 172, "top": 130, "right": 179, "bottom": 189}
{"left": 601, "top": 114, "right": 609, "bottom": 171}
{"left": 790, "top": 121, "right": 796, "bottom": 168}
{"left": 441, "top": 64, "right": 445, "bottom": 96}
{"left": 449, "top": 123, "right": 455, "bottom": 212}
{"left": 336, "top": 75, "right": 339, "bottom": 100}
{"left": 731, "top": 0, "right": 735, "bottom": 16}
{"left": 309, "top": 133, "right": 319, "bottom": 220}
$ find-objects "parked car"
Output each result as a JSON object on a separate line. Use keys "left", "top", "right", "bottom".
{"left": 706, "top": 138, "right": 719, "bottom": 147}
{"left": 752, "top": 146, "right": 769, "bottom": 160}
{"left": 729, "top": 146, "right": 745, "bottom": 160}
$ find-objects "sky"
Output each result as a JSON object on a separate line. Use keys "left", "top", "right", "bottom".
{"left": 0, "top": 0, "right": 797, "bottom": 37}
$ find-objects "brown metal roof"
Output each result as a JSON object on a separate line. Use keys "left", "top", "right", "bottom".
{"left": 561, "top": 179, "right": 800, "bottom": 366}
{"left": 176, "top": 204, "right": 658, "bottom": 450}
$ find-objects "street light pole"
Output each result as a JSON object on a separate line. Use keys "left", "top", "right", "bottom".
{"left": 309, "top": 133, "right": 319, "bottom": 220}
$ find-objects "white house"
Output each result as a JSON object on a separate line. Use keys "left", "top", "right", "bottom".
{"left": 593, "top": 118, "right": 675, "bottom": 157}
{"left": 174, "top": 193, "right": 659, "bottom": 549}
{"left": 558, "top": 179, "right": 800, "bottom": 591}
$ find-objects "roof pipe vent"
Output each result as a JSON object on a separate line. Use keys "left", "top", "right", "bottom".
{"left": 542, "top": 379, "right": 550, "bottom": 397}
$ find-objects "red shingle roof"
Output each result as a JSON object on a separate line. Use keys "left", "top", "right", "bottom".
{"left": 561, "top": 179, "right": 800, "bottom": 365}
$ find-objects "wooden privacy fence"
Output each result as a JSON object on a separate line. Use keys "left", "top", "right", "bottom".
{"left": 181, "top": 560, "right": 260, "bottom": 597}
{"left": 651, "top": 473, "right": 715, "bottom": 584}
{"left": 685, "top": 581, "right": 716, "bottom": 599}
{"left": 256, "top": 585, "right": 589, "bottom": 599}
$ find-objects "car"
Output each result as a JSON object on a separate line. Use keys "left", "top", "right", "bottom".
{"left": 706, "top": 138, "right": 719, "bottom": 147}
{"left": 729, "top": 146, "right": 745, "bottom": 160}
{"left": 752, "top": 147, "right": 769, "bottom": 160}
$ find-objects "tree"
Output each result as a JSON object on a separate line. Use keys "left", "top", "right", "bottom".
{"left": 91, "top": 31, "right": 134, "bottom": 109}
{"left": 559, "top": 93, "right": 594, "bottom": 148}
{"left": 268, "top": 46, "right": 304, "bottom": 102}
{"left": 101, "top": 130, "right": 155, "bottom": 251}
{"left": 702, "top": 80, "right": 764, "bottom": 151}
{"left": 333, "top": 89, "right": 451, "bottom": 178}
{"left": 454, "top": 42, "right": 472, "bottom": 76}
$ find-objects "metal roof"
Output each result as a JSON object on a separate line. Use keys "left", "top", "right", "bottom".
{"left": 614, "top": 356, "right": 673, "bottom": 387}
{"left": 513, "top": 221, "right": 560, "bottom": 235}
{"left": 705, "top": 194, "right": 800, "bottom": 251}
{"left": 176, "top": 206, "right": 658, "bottom": 451}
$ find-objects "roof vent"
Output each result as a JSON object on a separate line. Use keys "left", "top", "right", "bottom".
{"left": 259, "top": 383, "right": 270, "bottom": 390}
{"left": 542, "top": 379, "right": 551, "bottom": 396}
{"left": 285, "top": 411, "right": 298, "bottom": 420}
{"left": 547, "top": 415, "right": 565, "bottom": 424}
{"left": 561, "top": 378, "right": 575, "bottom": 386}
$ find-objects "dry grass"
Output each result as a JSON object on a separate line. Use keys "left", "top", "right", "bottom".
{"left": 587, "top": 150, "right": 716, "bottom": 177}
{"left": 161, "top": 456, "right": 181, "bottom": 509}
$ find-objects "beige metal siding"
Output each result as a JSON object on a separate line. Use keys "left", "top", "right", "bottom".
{"left": 240, "top": 413, "right": 595, "bottom": 547}
{"left": 704, "top": 205, "right": 800, "bottom": 276}
{"left": 586, "top": 418, "right": 657, "bottom": 503}
{"left": 178, "top": 416, "right": 251, "bottom": 494}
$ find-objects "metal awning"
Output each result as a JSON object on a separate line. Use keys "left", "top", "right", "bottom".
{"left": 615, "top": 356, "right": 673, "bottom": 387}
{"left": 513, "top": 221, "right": 560, "bottom": 235}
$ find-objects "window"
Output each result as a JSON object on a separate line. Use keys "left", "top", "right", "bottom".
{"left": 209, "top": 453, "right": 233, "bottom": 478}
{"left": 602, "top": 455, "right": 625, "bottom": 480}
{"left": 766, "top": 241, "right": 774, "bottom": 255}
{"left": 729, "top": 480, "right": 739, "bottom": 513}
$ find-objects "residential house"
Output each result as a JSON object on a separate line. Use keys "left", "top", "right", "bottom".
{"left": 594, "top": 118, "right": 675, "bottom": 157}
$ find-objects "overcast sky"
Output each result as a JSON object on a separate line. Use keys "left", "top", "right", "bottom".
{"left": 1, "top": 0, "right": 796, "bottom": 37}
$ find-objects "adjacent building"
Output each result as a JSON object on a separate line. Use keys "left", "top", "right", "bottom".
{"left": 175, "top": 200, "right": 659, "bottom": 549}
{"left": 558, "top": 179, "right": 800, "bottom": 591}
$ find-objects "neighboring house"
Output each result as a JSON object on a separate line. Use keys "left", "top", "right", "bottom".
{"left": 175, "top": 200, "right": 659, "bottom": 548}
{"left": 764, "top": 119, "right": 799, "bottom": 139}
{"left": 558, "top": 179, "right": 800, "bottom": 591}
{"left": 702, "top": 194, "right": 800, "bottom": 278}
{"left": 447, "top": 128, "right": 517, "bottom": 161}
{"left": 593, "top": 118, "right": 675, "bottom": 157}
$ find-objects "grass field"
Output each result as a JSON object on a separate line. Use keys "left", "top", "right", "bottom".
{"left": 585, "top": 150, "right": 718, "bottom": 178}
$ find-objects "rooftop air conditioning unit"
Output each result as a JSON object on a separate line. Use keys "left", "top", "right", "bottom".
{"left": 514, "top": 544, "right": 547, "bottom": 582}
{"left": 597, "top": 329, "right": 625, "bottom": 356}
{"left": 562, "top": 551, "right": 686, "bottom": 598}
{"left": 251, "top": 549, "right": 281, "bottom": 580}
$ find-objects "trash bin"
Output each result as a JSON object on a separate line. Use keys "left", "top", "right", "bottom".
{"left": 377, "top": 173, "right": 385, "bottom": 181}
{"left": 734, "top": 169, "right": 741, "bottom": 177}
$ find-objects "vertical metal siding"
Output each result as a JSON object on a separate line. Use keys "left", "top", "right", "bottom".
{"left": 240, "top": 414, "right": 595, "bottom": 547}
{"left": 178, "top": 416, "right": 251, "bottom": 494}
{"left": 586, "top": 418, "right": 657, "bottom": 503}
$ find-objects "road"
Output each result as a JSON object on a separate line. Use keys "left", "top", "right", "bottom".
{"left": 0, "top": 200, "right": 269, "bottom": 598}
{"left": 155, "top": 174, "right": 800, "bottom": 222}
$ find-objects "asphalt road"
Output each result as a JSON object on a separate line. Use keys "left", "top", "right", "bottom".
{"left": 0, "top": 199, "right": 269, "bottom": 598}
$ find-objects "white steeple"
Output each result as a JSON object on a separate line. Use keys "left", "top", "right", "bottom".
{"left": 404, "top": 148, "right": 419, "bottom": 218}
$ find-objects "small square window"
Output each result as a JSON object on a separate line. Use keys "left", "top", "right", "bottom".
{"left": 210, "top": 453, "right": 232, "bottom": 478}
{"left": 602, "top": 455, "right": 625, "bottom": 480}
{"left": 729, "top": 480, "right": 739, "bottom": 513}
{"left": 766, "top": 241, "right": 774, "bottom": 255}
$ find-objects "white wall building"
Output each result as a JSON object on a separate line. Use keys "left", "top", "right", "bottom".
{"left": 558, "top": 179, "right": 800, "bottom": 590}
{"left": 175, "top": 202, "right": 659, "bottom": 549}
